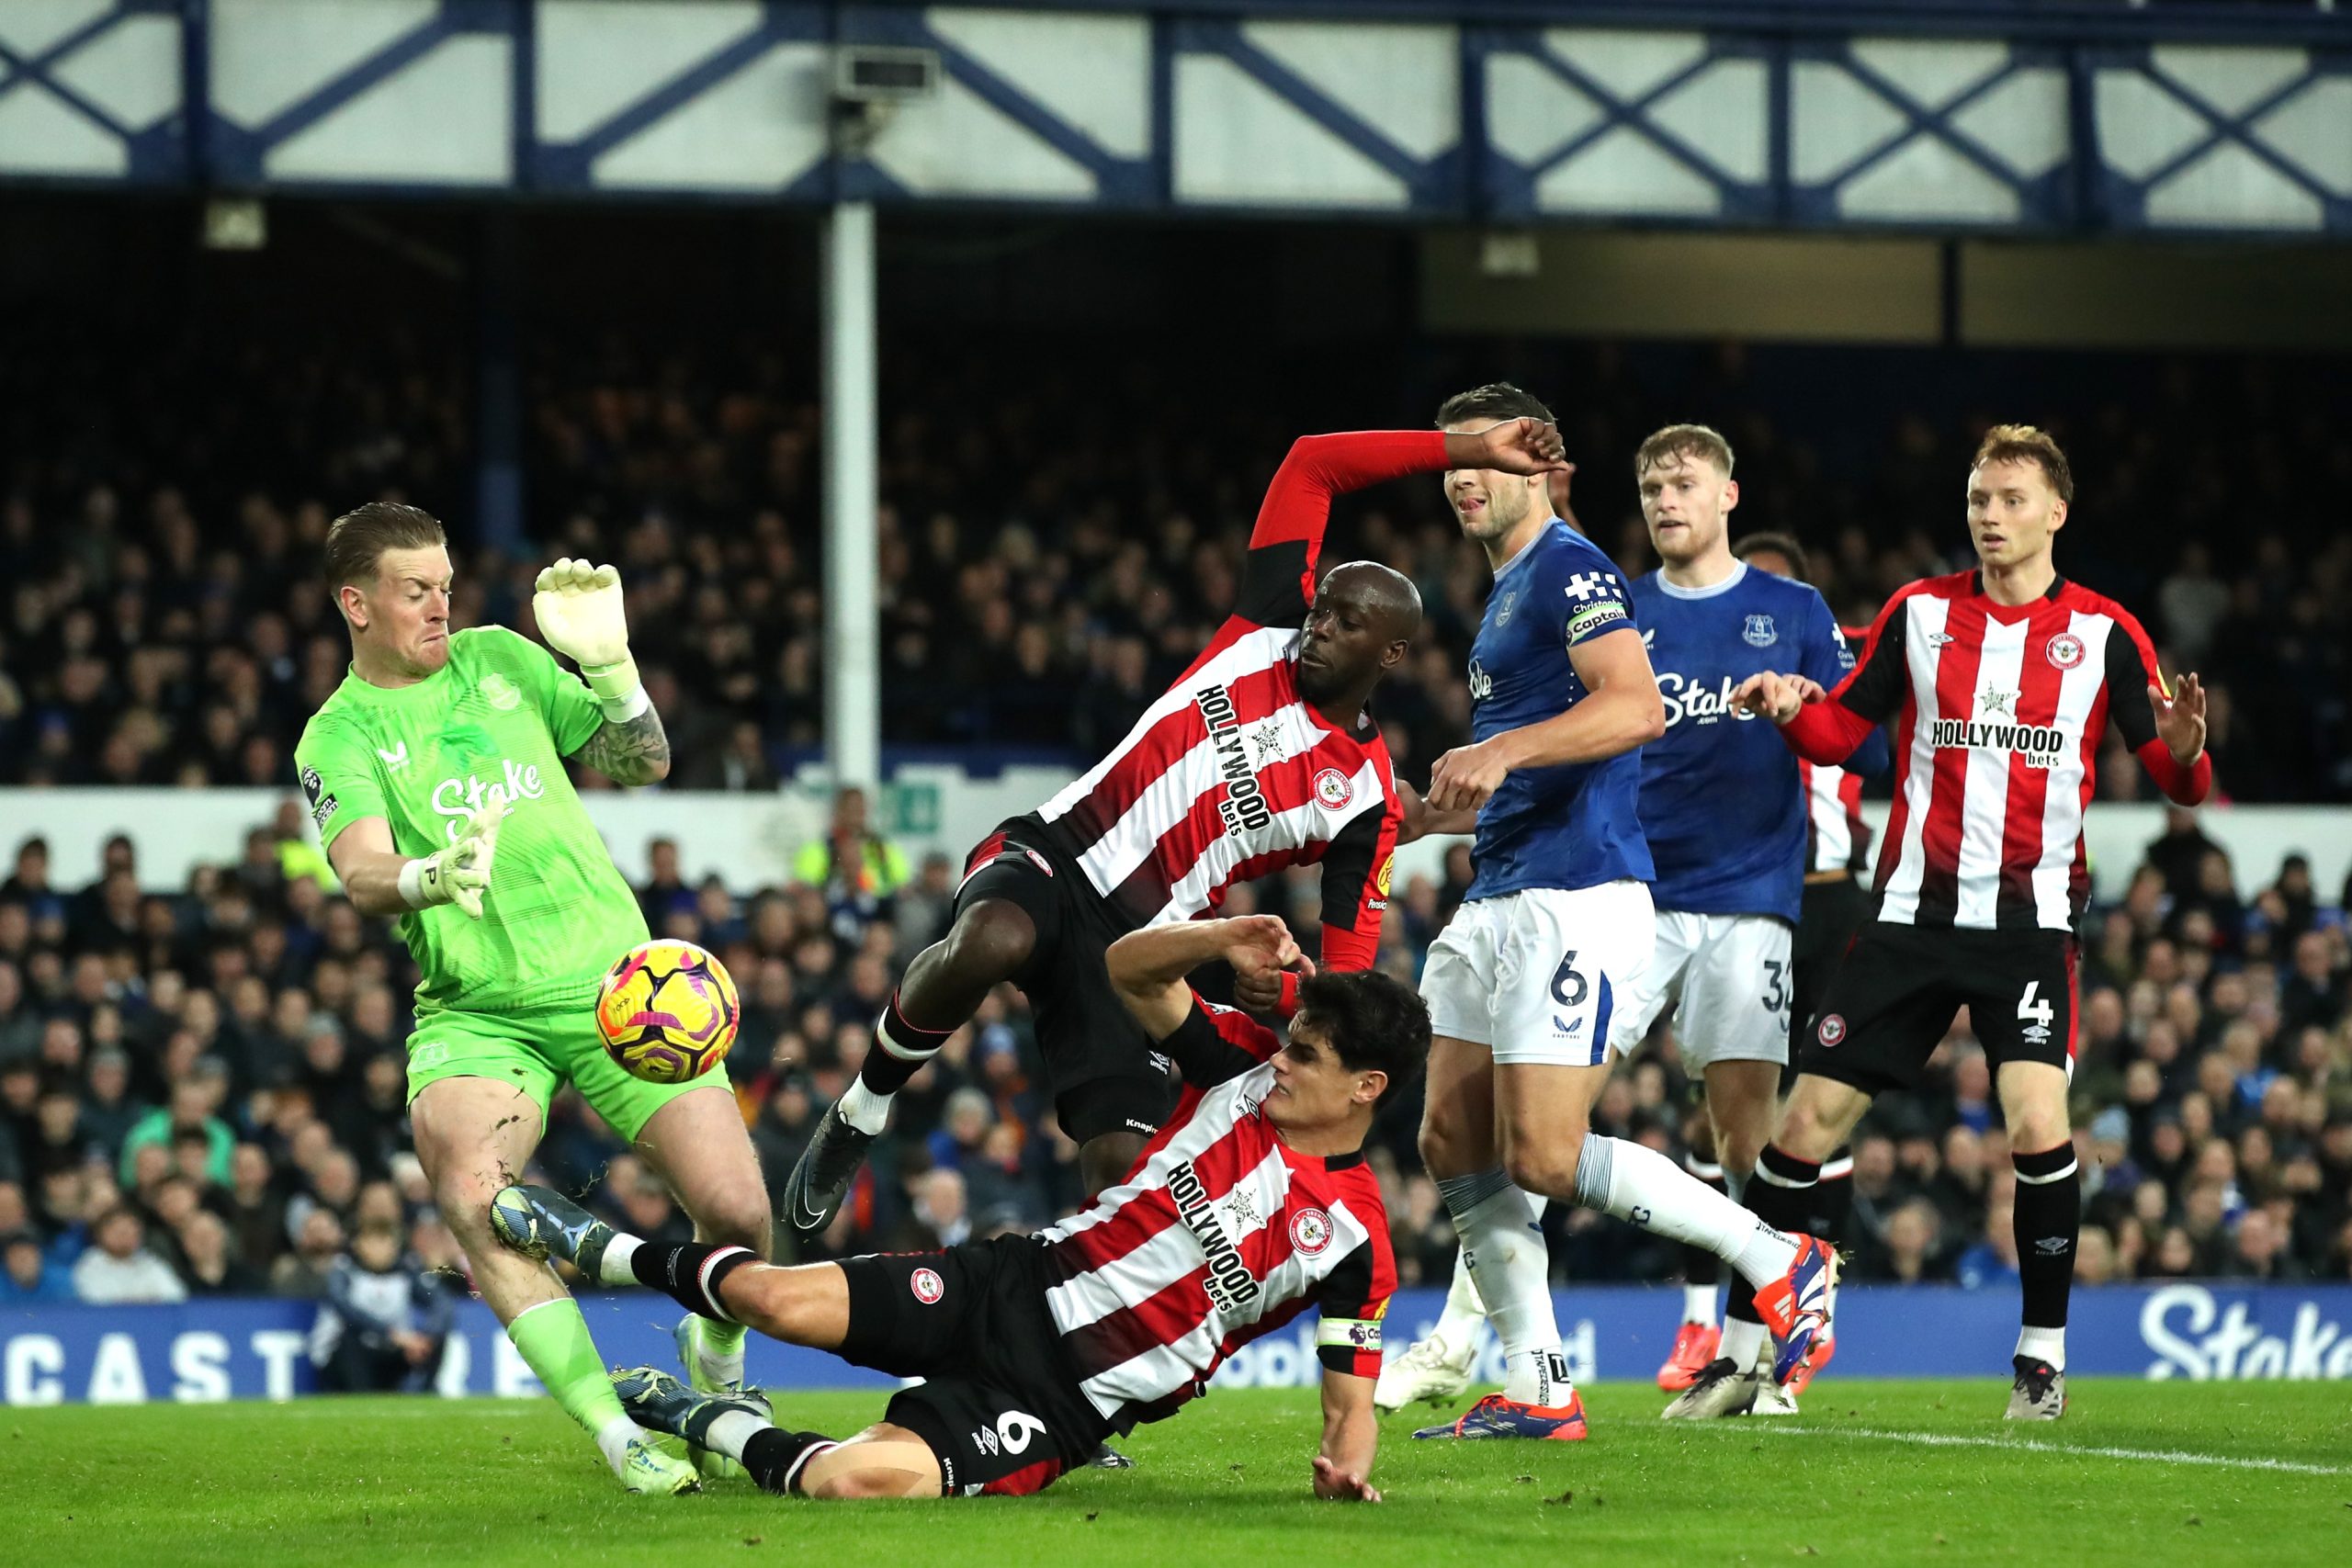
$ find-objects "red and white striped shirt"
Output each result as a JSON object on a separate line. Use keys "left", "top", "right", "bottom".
{"left": 1799, "top": 626, "right": 1875, "bottom": 876}
{"left": 1034, "top": 433, "right": 1442, "bottom": 969}
{"left": 1778, "top": 571, "right": 2210, "bottom": 932}
{"left": 1036, "top": 998, "right": 1394, "bottom": 1430}
{"left": 1800, "top": 759, "right": 1870, "bottom": 876}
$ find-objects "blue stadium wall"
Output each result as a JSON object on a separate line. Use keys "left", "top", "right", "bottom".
{"left": 6, "top": 1282, "right": 2350, "bottom": 1404}
{"left": 4, "top": 0, "right": 2351, "bottom": 234}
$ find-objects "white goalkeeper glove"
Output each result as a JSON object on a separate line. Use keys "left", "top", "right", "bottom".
{"left": 397, "top": 789, "right": 508, "bottom": 919}
{"left": 533, "top": 558, "right": 646, "bottom": 721}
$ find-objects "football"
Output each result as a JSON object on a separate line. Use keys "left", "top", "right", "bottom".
{"left": 593, "top": 939, "right": 741, "bottom": 1084}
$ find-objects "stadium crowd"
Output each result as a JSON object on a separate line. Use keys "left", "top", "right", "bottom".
{"left": 3, "top": 336, "right": 2348, "bottom": 801}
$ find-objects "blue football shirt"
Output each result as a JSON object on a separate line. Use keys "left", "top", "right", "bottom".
{"left": 1463, "top": 520, "right": 1653, "bottom": 900}
{"left": 1627, "top": 560, "right": 1853, "bottom": 923}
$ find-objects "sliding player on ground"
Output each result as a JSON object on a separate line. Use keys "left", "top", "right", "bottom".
{"left": 1725, "top": 425, "right": 2211, "bottom": 1420}
{"left": 1402, "top": 386, "right": 1836, "bottom": 1439}
{"left": 294, "top": 504, "right": 770, "bottom": 1494}
{"left": 492, "top": 915, "right": 1422, "bottom": 1500}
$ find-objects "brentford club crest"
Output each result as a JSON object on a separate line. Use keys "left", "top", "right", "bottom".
{"left": 1289, "top": 1207, "right": 1334, "bottom": 1256}
{"left": 910, "top": 1268, "right": 944, "bottom": 1304}
{"left": 1314, "top": 768, "right": 1353, "bottom": 809}
{"left": 1817, "top": 1013, "right": 1848, "bottom": 1047}
{"left": 2045, "top": 632, "right": 2086, "bottom": 671}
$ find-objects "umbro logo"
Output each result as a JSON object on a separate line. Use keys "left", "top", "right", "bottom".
{"left": 2033, "top": 1236, "right": 2073, "bottom": 1257}
{"left": 1926, "top": 631, "right": 1956, "bottom": 649}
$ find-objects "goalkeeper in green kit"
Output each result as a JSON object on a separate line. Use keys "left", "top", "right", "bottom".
{"left": 294, "top": 502, "right": 770, "bottom": 1495}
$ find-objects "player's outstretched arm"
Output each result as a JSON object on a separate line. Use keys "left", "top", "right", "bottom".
{"left": 1108, "top": 915, "right": 1299, "bottom": 1041}
{"left": 1312, "top": 1371, "right": 1382, "bottom": 1503}
{"left": 1426, "top": 626, "right": 1665, "bottom": 813}
{"left": 534, "top": 558, "right": 673, "bottom": 786}
{"left": 1733, "top": 671, "right": 1876, "bottom": 765}
{"left": 327, "top": 799, "right": 507, "bottom": 919}
{"left": 1396, "top": 777, "right": 1477, "bottom": 844}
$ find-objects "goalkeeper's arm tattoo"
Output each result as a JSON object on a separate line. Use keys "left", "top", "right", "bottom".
{"left": 576, "top": 705, "right": 672, "bottom": 785}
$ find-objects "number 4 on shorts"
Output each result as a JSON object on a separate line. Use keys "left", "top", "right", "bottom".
{"left": 2018, "top": 979, "right": 2054, "bottom": 1039}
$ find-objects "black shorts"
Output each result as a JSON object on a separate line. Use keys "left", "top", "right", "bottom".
{"left": 1798, "top": 922, "right": 2078, "bottom": 1097}
{"left": 837, "top": 1235, "right": 1108, "bottom": 1497}
{"left": 957, "top": 819, "right": 1178, "bottom": 1144}
{"left": 1791, "top": 874, "right": 1870, "bottom": 1047}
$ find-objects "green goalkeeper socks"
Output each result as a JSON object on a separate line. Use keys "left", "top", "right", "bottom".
{"left": 508, "top": 1298, "right": 629, "bottom": 1436}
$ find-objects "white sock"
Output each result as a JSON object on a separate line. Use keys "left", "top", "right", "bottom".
{"left": 595, "top": 1416, "right": 648, "bottom": 1474}
{"left": 1682, "top": 1281, "right": 1720, "bottom": 1328}
{"left": 1432, "top": 1250, "right": 1487, "bottom": 1351}
{"left": 836, "top": 1077, "right": 892, "bottom": 1136}
{"left": 1439, "top": 1170, "right": 1567, "bottom": 1406}
{"left": 1721, "top": 1317, "right": 1770, "bottom": 1375}
{"left": 702, "top": 1408, "right": 772, "bottom": 1462}
{"left": 2017, "top": 1325, "right": 2065, "bottom": 1371}
{"left": 1574, "top": 1135, "right": 1800, "bottom": 1289}
{"left": 598, "top": 1232, "right": 640, "bottom": 1287}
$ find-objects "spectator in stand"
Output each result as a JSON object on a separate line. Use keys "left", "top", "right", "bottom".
{"left": 891, "top": 1166, "right": 972, "bottom": 1251}
{"left": 309, "top": 1223, "right": 454, "bottom": 1393}
{"left": 177, "top": 1209, "right": 268, "bottom": 1295}
{"left": 273, "top": 1208, "right": 345, "bottom": 1299}
{"left": 72, "top": 1205, "right": 187, "bottom": 1303}
{"left": 118, "top": 1055, "right": 235, "bottom": 1187}
{"left": 3, "top": 1228, "right": 74, "bottom": 1303}
{"left": 791, "top": 785, "right": 910, "bottom": 930}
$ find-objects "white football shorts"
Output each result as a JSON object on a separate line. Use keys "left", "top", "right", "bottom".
{"left": 1418, "top": 880, "right": 1656, "bottom": 1066}
{"left": 1603, "top": 908, "right": 1793, "bottom": 1069}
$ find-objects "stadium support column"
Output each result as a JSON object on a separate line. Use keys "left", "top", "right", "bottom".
{"left": 822, "top": 199, "right": 882, "bottom": 794}
{"left": 474, "top": 210, "right": 525, "bottom": 558}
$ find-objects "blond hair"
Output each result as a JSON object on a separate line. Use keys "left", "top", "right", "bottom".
{"left": 1972, "top": 424, "right": 2074, "bottom": 503}
{"left": 1635, "top": 423, "right": 1734, "bottom": 479}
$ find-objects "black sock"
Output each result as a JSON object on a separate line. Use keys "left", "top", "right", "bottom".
{"left": 630, "top": 1239, "right": 758, "bottom": 1320}
{"left": 856, "top": 991, "right": 956, "bottom": 1097}
{"left": 1726, "top": 1144, "right": 1819, "bottom": 1325}
{"left": 741, "top": 1427, "right": 841, "bottom": 1495}
{"left": 2012, "top": 1142, "right": 2080, "bottom": 1335}
{"left": 1680, "top": 1158, "right": 1723, "bottom": 1296}
{"left": 1810, "top": 1145, "right": 1854, "bottom": 1247}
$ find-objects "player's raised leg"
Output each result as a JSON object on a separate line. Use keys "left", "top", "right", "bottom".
{"left": 783, "top": 894, "right": 1036, "bottom": 1233}
{"left": 414, "top": 1077, "right": 696, "bottom": 1494}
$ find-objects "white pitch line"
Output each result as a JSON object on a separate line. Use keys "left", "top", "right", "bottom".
{"left": 1763, "top": 1424, "right": 2352, "bottom": 1477}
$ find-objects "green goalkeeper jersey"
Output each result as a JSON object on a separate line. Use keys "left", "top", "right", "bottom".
{"left": 294, "top": 626, "right": 650, "bottom": 1014}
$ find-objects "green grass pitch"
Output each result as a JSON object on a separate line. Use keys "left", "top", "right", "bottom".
{"left": 7, "top": 1381, "right": 2348, "bottom": 1566}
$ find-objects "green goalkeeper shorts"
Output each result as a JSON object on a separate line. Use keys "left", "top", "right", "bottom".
{"left": 403, "top": 998, "right": 731, "bottom": 1143}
